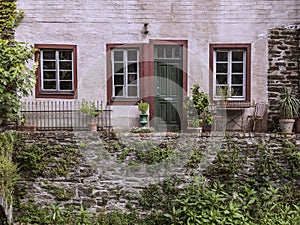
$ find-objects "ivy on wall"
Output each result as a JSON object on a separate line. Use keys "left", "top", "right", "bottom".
{"left": 0, "top": 0, "right": 36, "bottom": 120}
{"left": 0, "top": 131, "right": 19, "bottom": 199}
{"left": 0, "top": 0, "right": 23, "bottom": 40}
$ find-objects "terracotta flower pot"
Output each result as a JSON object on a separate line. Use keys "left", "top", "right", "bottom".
{"left": 18, "top": 125, "right": 37, "bottom": 132}
{"left": 279, "top": 118, "right": 295, "bottom": 134}
{"left": 88, "top": 123, "right": 98, "bottom": 132}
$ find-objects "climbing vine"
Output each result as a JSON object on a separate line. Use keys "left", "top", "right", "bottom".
{"left": 0, "top": 0, "right": 23, "bottom": 40}
{"left": 0, "top": 131, "right": 19, "bottom": 198}
{"left": 0, "top": 0, "right": 36, "bottom": 121}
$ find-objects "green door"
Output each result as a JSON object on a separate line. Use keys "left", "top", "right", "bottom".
{"left": 154, "top": 45, "right": 183, "bottom": 131}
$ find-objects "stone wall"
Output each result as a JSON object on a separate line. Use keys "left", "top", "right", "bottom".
{"left": 14, "top": 131, "right": 300, "bottom": 216}
{"left": 267, "top": 24, "right": 300, "bottom": 129}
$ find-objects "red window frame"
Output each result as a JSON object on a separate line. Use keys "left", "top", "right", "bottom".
{"left": 35, "top": 44, "right": 77, "bottom": 99}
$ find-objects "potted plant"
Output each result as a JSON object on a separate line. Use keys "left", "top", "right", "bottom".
{"left": 185, "top": 84, "right": 213, "bottom": 133}
{"left": 79, "top": 99, "right": 102, "bottom": 131}
{"left": 278, "top": 88, "right": 300, "bottom": 133}
{"left": 217, "top": 86, "right": 233, "bottom": 106}
{"left": 138, "top": 100, "right": 149, "bottom": 127}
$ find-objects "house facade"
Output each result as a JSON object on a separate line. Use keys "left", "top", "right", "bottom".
{"left": 15, "top": 0, "right": 300, "bottom": 131}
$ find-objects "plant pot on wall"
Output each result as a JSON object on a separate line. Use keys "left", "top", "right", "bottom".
{"left": 279, "top": 119, "right": 295, "bottom": 134}
{"left": 138, "top": 101, "right": 149, "bottom": 127}
{"left": 139, "top": 114, "right": 148, "bottom": 127}
{"left": 18, "top": 124, "right": 37, "bottom": 132}
{"left": 88, "top": 123, "right": 98, "bottom": 132}
{"left": 278, "top": 88, "right": 300, "bottom": 134}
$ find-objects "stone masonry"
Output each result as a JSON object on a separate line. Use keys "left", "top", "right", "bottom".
{"left": 14, "top": 131, "right": 300, "bottom": 216}
{"left": 267, "top": 24, "right": 300, "bottom": 130}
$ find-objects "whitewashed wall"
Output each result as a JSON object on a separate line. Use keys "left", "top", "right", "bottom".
{"left": 15, "top": 0, "right": 300, "bottom": 130}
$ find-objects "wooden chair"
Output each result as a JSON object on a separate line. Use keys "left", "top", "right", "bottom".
{"left": 247, "top": 102, "right": 268, "bottom": 132}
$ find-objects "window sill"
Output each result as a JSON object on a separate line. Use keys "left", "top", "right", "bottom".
{"left": 36, "top": 91, "right": 76, "bottom": 99}
{"left": 213, "top": 100, "right": 251, "bottom": 108}
{"left": 109, "top": 97, "right": 140, "bottom": 105}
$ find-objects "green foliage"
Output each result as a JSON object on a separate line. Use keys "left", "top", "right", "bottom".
{"left": 185, "top": 84, "right": 212, "bottom": 127}
{"left": 79, "top": 99, "right": 102, "bottom": 118}
{"left": 138, "top": 101, "right": 149, "bottom": 114}
{"left": 97, "top": 210, "right": 139, "bottom": 225}
{"left": 204, "top": 137, "right": 244, "bottom": 181}
{"left": 15, "top": 203, "right": 139, "bottom": 225}
{"left": 279, "top": 87, "right": 300, "bottom": 119}
{"left": 164, "top": 177, "right": 300, "bottom": 225}
{"left": 13, "top": 142, "right": 79, "bottom": 178}
{"left": 46, "top": 184, "right": 75, "bottom": 201}
{"left": 0, "top": 1, "right": 36, "bottom": 120}
{"left": 136, "top": 145, "right": 176, "bottom": 165}
{"left": 0, "top": 39, "right": 36, "bottom": 120}
{"left": 0, "top": 155, "right": 18, "bottom": 195}
{"left": 0, "top": 131, "right": 19, "bottom": 197}
{"left": 0, "top": 0, "right": 23, "bottom": 40}
{"left": 76, "top": 205, "right": 93, "bottom": 225}
{"left": 12, "top": 136, "right": 300, "bottom": 225}
{"left": 217, "top": 85, "right": 234, "bottom": 100}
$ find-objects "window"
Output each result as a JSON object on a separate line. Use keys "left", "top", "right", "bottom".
{"left": 210, "top": 44, "right": 251, "bottom": 102}
{"left": 107, "top": 45, "right": 142, "bottom": 104}
{"left": 112, "top": 49, "right": 139, "bottom": 98}
{"left": 35, "top": 44, "right": 77, "bottom": 98}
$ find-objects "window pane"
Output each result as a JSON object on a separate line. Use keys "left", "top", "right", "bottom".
{"left": 115, "top": 86, "right": 123, "bottom": 96}
{"left": 59, "top": 50, "right": 72, "bottom": 60}
{"left": 114, "top": 51, "right": 123, "bottom": 61}
{"left": 174, "top": 46, "right": 182, "bottom": 58}
{"left": 232, "top": 75, "right": 243, "bottom": 84}
{"left": 232, "top": 63, "right": 243, "bottom": 73}
{"left": 43, "top": 51, "right": 55, "bottom": 59}
{"left": 59, "top": 71, "right": 72, "bottom": 80}
{"left": 43, "top": 61, "right": 55, "bottom": 69}
{"left": 60, "top": 81, "right": 73, "bottom": 90}
{"left": 216, "top": 63, "right": 228, "bottom": 73}
{"left": 232, "top": 51, "right": 243, "bottom": 61}
{"left": 216, "top": 75, "right": 228, "bottom": 84}
{"left": 114, "top": 63, "right": 124, "bottom": 73}
{"left": 166, "top": 46, "right": 174, "bottom": 58}
{"left": 216, "top": 52, "right": 228, "bottom": 61}
{"left": 232, "top": 86, "right": 243, "bottom": 96}
{"left": 128, "top": 86, "right": 137, "bottom": 97}
{"left": 128, "top": 50, "right": 137, "bottom": 61}
{"left": 114, "top": 75, "right": 124, "bottom": 85}
{"left": 60, "top": 61, "right": 72, "bottom": 70}
{"left": 43, "top": 71, "right": 56, "bottom": 79}
{"left": 157, "top": 47, "right": 164, "bottom": 58}
{"left": 128, "top": 63, "right": 137, "bottom": 73}
{"left": 43, "top": 81, "right": 56, "bottom": 90}
{"left": 128, "top": 74, "right": 137, "bottom": 84}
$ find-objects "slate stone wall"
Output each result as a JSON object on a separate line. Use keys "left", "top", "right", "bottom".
{"left": 14, "top": 131, "right": 300, "bottom": 215}
{"left": 267, "top": 24, "right": 300, "bottom": 129}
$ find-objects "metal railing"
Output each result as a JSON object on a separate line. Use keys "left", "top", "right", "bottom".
{"left": 19, "top": 100, "right": 113, "bottom": 131}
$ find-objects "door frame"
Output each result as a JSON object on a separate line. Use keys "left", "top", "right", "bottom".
{"left": 147, "top": 40, "right": 188, "bottom": 130}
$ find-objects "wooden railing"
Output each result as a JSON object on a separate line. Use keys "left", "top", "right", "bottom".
{"left": 19, "top": 100, "right": 113, "bottom": 131}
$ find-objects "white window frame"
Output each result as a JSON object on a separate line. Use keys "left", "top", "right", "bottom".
{"left": 40, "top": 49, "right": 74, "bottom": 92}
{"left": 213, "top": 49, "right": 246, "bottom": 101}
{"left": 111, "top": 49, "right": 139, "bottom": 98}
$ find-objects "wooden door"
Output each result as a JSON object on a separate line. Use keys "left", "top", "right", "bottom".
{"left": 154, "top": 45, "right": 183, "bottom": 131}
